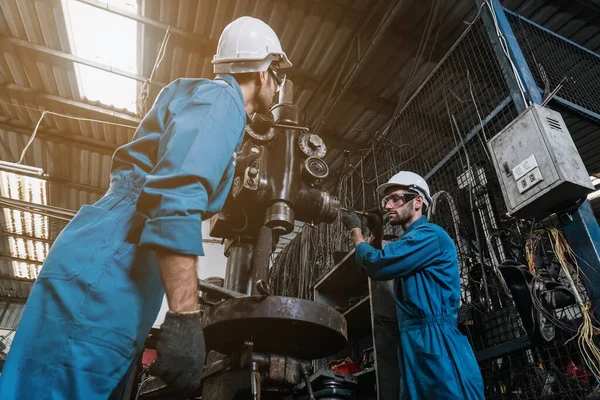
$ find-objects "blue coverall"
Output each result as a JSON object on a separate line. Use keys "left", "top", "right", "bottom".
{"left": 356, "top": 216, "right": 484, "bottom": 399}
{"left": 0, "top": 74, "right": 246, "bottom": 400}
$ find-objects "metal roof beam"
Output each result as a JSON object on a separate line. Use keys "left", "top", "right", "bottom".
{"left": 324, "top": 0, "right": 450, "bottom": 56}
{"left": 2, "top": 83, "right": 141, "bottom": 125}
{"left": 74, "top": 0, "right": 209, "bottom": 46}
{"left": 0, "top": 295, "right": 28, "bottom": 303}
{"left": 2, "top": 83, "right": 370, "bottom": 155}
{"left": 0, "top": 161, "right": 108, "bottom": 194}
{"left": 0, "top": 231, "right": 54, "bottom": 245}
{"left": 0, "top": 35, "right": 166, "bottom": 88}
{"left": 72, "top": 0, "right": 396, "bottom": 111}
{"left": 0, "top": 119, "right": 117, "bottom": 156}
{"left": 74, "top": 0, "right": 316, "bottom": 82}
{"left": 0, "top": 254, "right": 43, "bottom": 266}
{"left": 0, "top": 196, "right": 77, "bottom": 220}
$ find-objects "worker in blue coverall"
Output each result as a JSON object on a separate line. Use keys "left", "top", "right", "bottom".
{"left": 341, "top": 171, "right": 484, "bottom": 400}
{"left": 0, "top": 16, "right": 291, "bottom": 400}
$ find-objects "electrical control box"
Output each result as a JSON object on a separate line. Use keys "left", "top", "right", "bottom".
{"left": 487, "top": 104, "right": 593, "bottom": 219}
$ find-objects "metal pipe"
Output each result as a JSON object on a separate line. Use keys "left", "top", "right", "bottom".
{"left": 197, "top": 279, "right": 248, "bottom": 300}
{"left": 250, "top": 225, "right": 274, "bottom": 295}
{"left": 224, "top": 241, "right": 254, "bottom": 295}
{"left": 0, "top": 196, "right": 76, "bottom": 221}
{"left": 278, "top": 79, "right": 294, "bottom": 104}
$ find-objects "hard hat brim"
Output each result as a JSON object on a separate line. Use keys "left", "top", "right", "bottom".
{"left": 376, "top": 182, "right": 431, "bottom": 206}
{"left": 212, "top": 53, "right": 292, "bottom": 74}
{"left": 376, "top": 182, "right": 405, "bottom": 196}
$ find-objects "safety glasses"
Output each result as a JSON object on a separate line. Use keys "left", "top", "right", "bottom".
{"left": 269, "top": 66, "right": 286, "bottom": 91}
{"left": 381, "top": 193, "right": 418, "bottom": 209}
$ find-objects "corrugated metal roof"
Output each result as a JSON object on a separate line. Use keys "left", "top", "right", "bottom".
{"left": 0, "top": 0, "right": 599, "bottom": 302}
{"left": 0, "top": 301, "right": 25, "bottom": 329}
{"left": 504, "top": 0, "right": 600, "bottom": 54}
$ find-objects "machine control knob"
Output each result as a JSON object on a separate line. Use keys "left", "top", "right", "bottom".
{"left": 248, "top": 167, "right": 258, "bottom": 177}
{"left": 303, "top": 157, "right": 329, "bottom": 183}
{"left": 298, "top": 133, "right": 327, "bottom": 158}
{"left": 308, "top": 134, "right": 323, "bottom": 149}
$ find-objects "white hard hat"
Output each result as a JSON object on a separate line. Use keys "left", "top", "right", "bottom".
{"left": 213, "top": 16, "right": 292, "bottom": 74}
{"left": 376, "top": 171, "right": 432, "bottom": 207}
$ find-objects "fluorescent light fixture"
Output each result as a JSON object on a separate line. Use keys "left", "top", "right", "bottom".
{"left": 0, "top": 171, "right": 49, "bottom": 279}
{"left": 0, "top": 161, "right": 44, "bottom": 176}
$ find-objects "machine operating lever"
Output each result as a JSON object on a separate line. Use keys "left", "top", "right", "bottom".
{"left": 302, "top": 370, "right": 315, "bottom": 400}
{"left": 198, "top": 279, "right": 249, "bottom": 300}
{"left": 251, "top": 361, "right": 261, "bottom": 400}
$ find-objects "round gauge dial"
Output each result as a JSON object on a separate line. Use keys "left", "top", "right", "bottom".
{"left": 245, "top": 124, "right": 275, "bottom": 142}
{"left": 298, "top": 133, "right": 327, "bottom": 158}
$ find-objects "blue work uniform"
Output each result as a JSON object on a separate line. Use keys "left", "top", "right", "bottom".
{"left": 0, "top": 74, "right": 246, "bottom": 400}
{"left": 355, "top": 216, "right": 484, "bottom": 400}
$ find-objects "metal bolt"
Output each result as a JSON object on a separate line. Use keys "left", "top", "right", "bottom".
{"left": 247, "top": 178, "right": 256, "bottom": 186}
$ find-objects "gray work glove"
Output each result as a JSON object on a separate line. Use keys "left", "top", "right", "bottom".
{"left": 150, "top": 310, "right": 206, "bottom": 394}
{"left": 366, "top": 208, "right": 384, "bottom": 239}
{"left": 341, "top": 210, "right": 362, "bottom": 231}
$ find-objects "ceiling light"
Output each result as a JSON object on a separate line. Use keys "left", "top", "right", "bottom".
{"left": 0, "top": 161, "right": 44, "bottom": 176}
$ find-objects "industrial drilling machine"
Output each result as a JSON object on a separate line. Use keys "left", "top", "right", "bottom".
{"left": 197, "top": 79, "right": 348, "bottom": 399}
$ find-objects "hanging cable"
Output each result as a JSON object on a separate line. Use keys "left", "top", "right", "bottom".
{"left": 0, "top": 100, "right": 138, "bottom": 167}
{"left": 137, "top": 25, "right": 171, "bottom": 117}
{"left": 482, "top": 0, "right": 529, "bottom": 107}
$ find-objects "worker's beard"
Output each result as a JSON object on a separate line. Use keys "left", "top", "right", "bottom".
{"left": 387, "top": 203, "right": 415, "bottom": 226}
{"left": 255, "top": 86, "right": 275, "bottom": 114}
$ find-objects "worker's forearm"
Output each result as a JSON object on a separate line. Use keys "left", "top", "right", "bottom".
{"left": 350, "top": 228, "right": 367, "bottom": 247}
{"left": 156, "top": 250, "right": 198, "bottom": 313}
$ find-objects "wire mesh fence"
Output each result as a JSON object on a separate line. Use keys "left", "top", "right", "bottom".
{"left": 480, "top": 338, "right": 599, "bottom": 399}
{"left": 506, "top": 10, "right": 600, "bottom": 121}
{"left": 271, "top": 7, "right": 600, "bottom": 398}
{"left": 506, "top": 10, "right": 600, "bottom": 178}
{"left": 272, "top": 14, "right": 522, "bottom": 325}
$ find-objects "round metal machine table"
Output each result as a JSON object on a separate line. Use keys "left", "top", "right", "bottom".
{"left": 203, "top": 296, "right": 348, "bottom": 360}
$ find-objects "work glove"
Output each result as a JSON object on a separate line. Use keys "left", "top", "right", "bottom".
{"left": 150, "top": 310, "right": 206, "bottom": 394}
{"left": 365, "top": 208, "right": 384, "bottom": 239}
{"left": 341, "top": 210, "right": 362, "bottom": 231}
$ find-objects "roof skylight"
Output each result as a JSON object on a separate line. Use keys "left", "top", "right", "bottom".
{"left": 62, "top": 0, "right": 139, "bottom": 112}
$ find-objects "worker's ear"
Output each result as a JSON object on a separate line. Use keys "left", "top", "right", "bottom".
{"left": 414, "top": 195, "right": 424, "bottom": 211}
{"left": 258, "top": 70, "right": 269, "bottom": 87}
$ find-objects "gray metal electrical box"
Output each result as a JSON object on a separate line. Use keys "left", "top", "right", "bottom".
{"left": 487, "top": 104, "right": 593, "bottom": 219}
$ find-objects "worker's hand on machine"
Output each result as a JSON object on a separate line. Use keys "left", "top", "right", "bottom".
{"left": 150, "top": 310, "right": 206, "bottom": 394}
{"left": 365, "top": 208, "right": 384, "bottom": 239}
{"left": 340, "top": 210, "right": 362, "bottom": 232}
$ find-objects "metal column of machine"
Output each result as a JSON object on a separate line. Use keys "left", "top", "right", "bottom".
{"left": 203, "top": 79, "right": 347, "bottom": 399}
